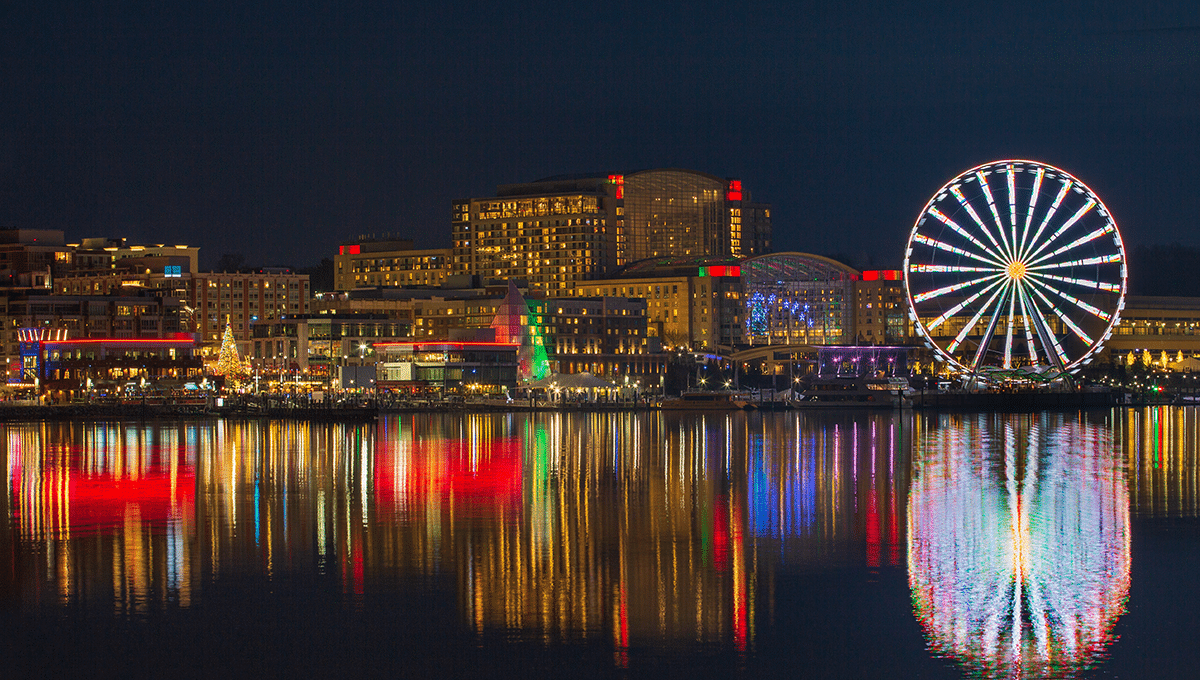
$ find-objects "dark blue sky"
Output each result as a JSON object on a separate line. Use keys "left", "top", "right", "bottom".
{"left": 3, "top": 1, "right": 1198, "bottom": 268}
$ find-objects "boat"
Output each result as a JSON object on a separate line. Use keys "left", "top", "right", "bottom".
{"left": 793, "top": 377, "right": 913, "bottom": 409}
{"left": 661, "top": 390, "right": 753, "bottom": 410}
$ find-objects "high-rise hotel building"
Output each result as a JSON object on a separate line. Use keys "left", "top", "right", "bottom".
{"left": 623, "top": 169, "right": 771, "bottom": 262}
{"left": 452, "top": 176, "right": 619, "bottom": 292}
{"left": 452, "top": 169, "right": 770, "bottom": 292}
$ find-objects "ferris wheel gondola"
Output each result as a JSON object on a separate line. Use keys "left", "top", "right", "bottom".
{"left": 903, "top": 160, "right": 1127, "bottom": 376}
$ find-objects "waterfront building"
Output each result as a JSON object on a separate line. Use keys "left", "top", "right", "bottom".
{"left": 1103, "top": 295, "right": 1200, "bottom": 364}
{"left": 17, "top": 328, "right": 202, "bottom": 400}
{"left": 55, "top": 267, "right": 310, "bottom": 358}
{"left": 333, "top": 236, "right": 451, "bottom": 290}
{"left": 250, "top": 313, "right": 409, "bottom": 377}
{"left": 451, "top": 169, "right": 771, "bottom": 294}
{"left": 742, "top": 253, "right": 859, "bottom": 346}
{"left": 452, "top": 176, "right": 620, "bottom": 292}
{"left": 0, "top": 293, "right": 184, "bottom": 382}
{"left": 622, "top": 169, "right": 771, "bottom": 262}
{"left": 0, "top": 228, "right": 73, "bottom": 289}
{"left": 853, "top": 270, "right": 912, "bottom": 344}
{"left": 313, "top": 285, "right": 548, "bottom": 347}
{"left": 376, "top": 341, "right": 518, "bottom": 394}
{"left": 571, "top": 275, "right": 695, "bottom": 348}
{"left": 69, "top": 237, "right": 200, "bottom": 276}
{"left": 573, "top": 255, "right": 745, "bottom": 350}
{"left": 547, "top": 296, "right": 662, "bottom": 377}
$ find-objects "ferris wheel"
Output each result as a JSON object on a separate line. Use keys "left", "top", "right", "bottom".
{"left": 904, "top": 160, "right": 1127, "bottom": 375}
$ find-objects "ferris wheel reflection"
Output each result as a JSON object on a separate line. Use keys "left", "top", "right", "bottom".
{"left": 908, "top": 414, "right": 1130, "bottom": 679}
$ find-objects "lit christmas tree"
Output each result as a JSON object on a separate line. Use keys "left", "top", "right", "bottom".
{"left": 214, "top": 317, "right": 250, "bottom": 380}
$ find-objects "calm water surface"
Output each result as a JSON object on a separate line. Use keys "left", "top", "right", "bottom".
{"left": 2, "top": 409, "right": 1200, "bottom": 678}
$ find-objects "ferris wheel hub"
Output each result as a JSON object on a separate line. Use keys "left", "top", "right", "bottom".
{"left": 1006, "top": 261, "right": 1027, "bottom": 280}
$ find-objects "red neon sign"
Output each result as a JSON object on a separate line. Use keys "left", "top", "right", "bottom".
{"left": 609, "top": 175, "right": 624, "bottom": 200}
{"left": 339, "top": 245, "right": 361, "bottom": 256}
{"left": 726, "top": 180, "right": 743, "bottom": 202}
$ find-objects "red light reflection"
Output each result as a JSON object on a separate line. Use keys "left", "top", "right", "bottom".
{"left": 374, "top": 436, "right": 523, "bottom": 517}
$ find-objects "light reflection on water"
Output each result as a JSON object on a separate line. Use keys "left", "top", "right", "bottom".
{"left": 1, "top": 409, "right": 1199, "bottom": 675}
{"left": 908, "top": 413, "right": 1130, "bottom": 679}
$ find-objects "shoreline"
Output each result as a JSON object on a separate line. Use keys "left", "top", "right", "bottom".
{"left": 0, "top": 389, "right": 1183, "bottom": 421}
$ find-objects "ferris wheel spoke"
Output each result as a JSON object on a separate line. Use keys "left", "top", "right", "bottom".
{"left": 927, "top": 277, "right": 1008, "bottom": 331}
{"left": 1029, "top": 283, "right": 1094, "bottom": 347}
{"left": 926, "top": 207, "right": 1001, "bottom": 259}
{"left": 1025, "top": 274, "right": 1113, "bottom": 320}
{"left": 1006, "top": 165, "right": 1020, "bottom": 257}
{"left": 912, "top": 233, "right": 1007, "bottom": 267}
{"left": 913, "top": 272, "right": 1004, "bottom": 304}
{"left": 946, "top": 280, "right": 1009, "bottom": 354}
{"left": 1027, "top": 271, "right": 1122, "bottom": 293}
{"left": 1017, "top": 167, "right": 1045, "bottom": 257}
{"left": 1024, "top": 197, "right": 1097, "bottom": 264}
{"left": 1020, "top": 281, "right": 1070, "bottom": 368}
{"left": 1027, "top": 223, "right": 1116, "bottom": 268}
{"left": 968, "top": 282, "right": 1012, "bottom": 371}
{"left": 910, "top": 264, "right": 996, "bottom": 274}
{"left": 976, "top": 171, "right": 1016, "bottom": 259}
{"left": 1020, "top": 180, "right": 1071, "bottom": 261}
{"left": 1027, "top": 253, "right": 1122, "bottom": 271}
{"left": 1016, "top": 283, "right": 1040, "bottom": 364}
{"left": 951, "top": 185, "right": 1011, "bottom": 259}
{"left": 1003, "top": 282, "right": 1019, "bottom": 369}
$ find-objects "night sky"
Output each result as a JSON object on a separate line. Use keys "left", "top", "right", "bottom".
{"left": 3, "top": 1, "right": 1199, "bottom": 269}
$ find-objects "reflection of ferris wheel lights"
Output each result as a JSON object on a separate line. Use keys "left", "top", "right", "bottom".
{"left": 908, "top": 416, "right": 1130, "bottom": 678}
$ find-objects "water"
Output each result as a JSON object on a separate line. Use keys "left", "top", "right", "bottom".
{"left": 2, "top": 409, "right": 1199, "bottom": 678}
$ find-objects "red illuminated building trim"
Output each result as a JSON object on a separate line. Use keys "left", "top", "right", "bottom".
{"left": 373, "top": 342, "right": 519, "bottom": 350}
{"left": 700, "top": 265, "right": 741, "bottom": 278}
{"left": 861, "top": 270, "right": 903, "bottom": 281}
{"left": 339, "top": 245, "right": 361, "bottom": 255}
{"left": 43, "top": 336, "right": 196, "bottom": 348}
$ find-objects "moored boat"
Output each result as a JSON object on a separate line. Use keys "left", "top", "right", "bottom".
{"left": 661, "top": 390, "right": 753, "bottom": 410}
{"left": 794, "top": 377, "right": 912, "bottom": 409}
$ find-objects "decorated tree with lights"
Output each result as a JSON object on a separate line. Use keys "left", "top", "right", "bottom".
{"left": 214, "top": 318, "right": 250, "bottom": 380}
